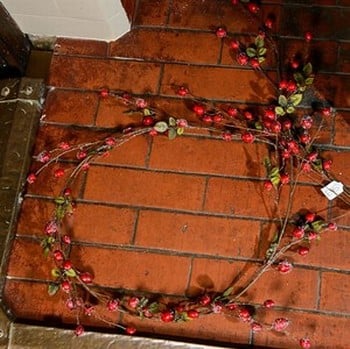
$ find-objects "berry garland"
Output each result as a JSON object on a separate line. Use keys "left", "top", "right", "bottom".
{"left": 25, "top": 1, "right": 349, "bottom": 348}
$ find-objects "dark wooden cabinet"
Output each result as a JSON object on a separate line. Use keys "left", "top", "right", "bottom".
{"left": 0, "top": 3, "right": 30, "bottom": 78}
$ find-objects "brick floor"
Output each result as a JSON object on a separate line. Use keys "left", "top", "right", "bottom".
{"left": 4, "top": 1, "right": 350, "bottom": 348}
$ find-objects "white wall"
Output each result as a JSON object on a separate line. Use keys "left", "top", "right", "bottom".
{"left": 1, "top": 0, "right": 130, "bottom": 41}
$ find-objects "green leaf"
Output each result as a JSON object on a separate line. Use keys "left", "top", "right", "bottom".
{"left": 54, "top": 196, "right": 65, "bottom": 205}
{"left": 65, "top": 268, "right": 77, "bottom": 278}
{"left": 143, "top": 108, "right": 152, "bottom": 116}
{"left": 286, "top": 106, "right": 295, "bottom": 114}
{"left": 154, "top": 121, "right": 168, "bottom": 133}
{"left": 275, "top": 106, "right": 285, "bottom": 116}
{"left": 43, "top": 246, "right": 50, "bottom": 257}
{"left": 269, "top": 167, "right": 281, "bottom": 187}
{"left": 293, "top": 72, "right": 304, "bottom": 85}
{"left": 148, "top": 302, "right": 159, "bottom": 313}
{"left": 303, "top": 62, "right": 313, "bottom": 76}
{"left": 278, "top": 95, "right": 288, "bottom": 107}
{"left": 269, "top": 167, "right": 279, "bottom": 177}
{"left": 311, "top": 220, "right": 325, "bottom": 232}
{"left": 168, "top": 128, "right": 177, "bottom": 140}
{"left": 223, "top": 286, "right": 234, "bottom": 297}
{"left": 258, "top": 56, "right": 265, "bottom": 64}
{"left": 254, "top": 121, "right": 263, "bottom": 130}
{"left": 246, "top": 47, "right": 257, "bottom": 58}
{"left": 48, "top": 283, "right": 59, "bottom": 296}
{"left": 258, "top": 47, "right": 267, "bottom": 56}
{"left": 255, "top": 36, "right": 264, "bottom": 48}
{"left": 177, "top": 127, "right": 184, "bottom": 135}
{"left": 169, "top": 117, "right": 176, "bottom": 127}
{"left": 51, "top": 268, "right": 61, "bottom": 278}
{"left": 305, "top": 77, "right": 314, "bottom": 85}
{"left": 265, "top": 243, "right": 278, "bottom": 259}
{"left": 289, "top": 93, "right": 303, "bottom": 106}
{"left": 270, "top": 174, "right": 281, "bottom": 186}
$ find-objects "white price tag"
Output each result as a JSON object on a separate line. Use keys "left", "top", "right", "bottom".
{"left": 321, "top": 181, "right": 344, "bottom": 200}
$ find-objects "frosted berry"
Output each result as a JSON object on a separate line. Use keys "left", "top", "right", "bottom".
{"left": 53, "top": 250, "right": 64, "bottom": 262}
{"left": 277, "top": 260, "right": 293, "bottom": 274}
{"left": 128, "top": 297, "right": 139, "bottom": 309}
{"left": 27, "top": 173, "right": 37, "bottom": 184}
{"left": 238, "top": 308, "right": 251, "bottom": 322}
{"left": 211, "top": 302, "right": 223, "bottom": 314}
{"left": 59, "top": 141, "right": 70, "bottom": 150}
{"left": 301, "top": 116, "right": 313, "bottom": 129}
{"left": 176, "top": 118, "right": 188, "bottom": 127}
{"left": 292, "top": 227, "right": 305, "bottom": 239}
{"left": 300, "top": 337, "right": 311, "bottom": 348}
{"left": 264, "top": 180, "right": 273, "bottom": 191}
{"left": 105, "top": 137, "right": 116, "bottom": 146}
{"left": 301, "top": 162, "right": 311, "bottom": 173}
{"left": 327, "top": 222, "right": 337, "bottom": 231}
{"left": 251, "top": 322, "right": 263, "bottom": 332}
{"left": 80, "top": 272, "right": 93, "bottom": 283}
{"left": 298, "top": 246, "right": 310, "bottom": 256}
{"left": 263, "top": 299, "right": 275, "bottom": 308}
{"left": 306, "top": 152, "right": 318, "bottom": 162}
{"left": 62, "top": 235, "right": 71, "bottom": 244}
{"left": 222, "top": 132, "right": 233, "bottom": 141}
{"left": 45, "top": 221, "right": 58, "bottom": 235}
{"left": 177, "top": 86, "right": 189, "bottom": 96}
{"left": 66, "top": 298, "right": 75, "bottom": 310}
{"left": 76, "top": 150, "right": 87, "bottom": 160}
{"left": 36, "top": 150, "right": 51, "bottom": 163}
{"left": 135, "top": 98, "right": 147, "bottom": 108}
{"left": 107, "top": 299, "right": 120, "bottom": 311}
{"left": 307, "top": 231, "right": 317, "bottom": 241}
{"left": 304, "top": 31, "right": 313, "bottom": 42}
{"left": 322, "top": 159, "right": 332, "bottom": 171}
{"left": 74, "top": 324, "right": 84, "bottom": 336}
{"left": 100, "top": 89, "right": 109, "bottom": 98}
{"left": 272, "top": 318, "right": 289, "bottom": 332}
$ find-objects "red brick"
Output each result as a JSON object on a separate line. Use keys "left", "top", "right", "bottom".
{"left": 253, "top": 310, "right": 350, "bottom": 349}
{"left": 109, "top": 29, "right": 220, "bottom": 64}
{"left": 44, "top": 89, "right": 98, "bottom": 125}
{"left": 160, "top": 64, "right": 276, "bottom": 103}
{"left": 334, "top": 111, "right": 350, "bottom": 147}
{"left": 84, "top": 167, "right": 206, "bottom": 211}
{"left": 135, "top": 210, "right": 260, "bottom": 258}
{"left": 134, "top": 0, "right": 169, "bottom": 26}
{"left": 93, "top": 135, "right": 150, "bottom": 167}
{"left": 54, "top": 38, "right": 107, "bottom": 56}
{"left": 73, "top": 246, "right": 191, "bottom": 294}
{"left": 49, "top": 56, "right": 161, "bottom": 93}
{"left": 122, "top": 311, "right": 250, "bottom": 346}
{"left": 320, "top": 272, "right": 350, "bottom": 313}
{"left": 121, "top": 0, "right": 137, "bottom": 23}
{"left": 281, "top": 39, "right": 339, "bottom": 73}
{"left": 331, "top": 199, "right": 350, "bottom": 228}
{"left": 315, "top": 74, "right": 350, "bottom": 109}
{"left": 149, "top": 136, "right": 268, "bottom": 177}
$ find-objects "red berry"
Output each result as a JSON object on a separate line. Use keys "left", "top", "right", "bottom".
{"left": 222, "top": 132, "right": 233, "bottom": 141}
{"left": 149, "top": 129, "right": 158, "bottom": 136}
{"left": 227, "top": 106, "right": 238, "bottom": 117}
{"left": 298, "top": 246, "right": 310, "bottom": 256}
{"left": 301, "top": 116, "right": 313, "bottom": 129}
{"left": 107, "top": 299, "right": 120, "bottom": 311}
{"left": 66, "top": 298, "right": 75, "bottom": 310}
{"left": 176, "top": 118, "right": 188, "bottom": 127}
{"left": 27, "top": 173, "right": 37, "bottom": 184}
{"left": 125, "top": 326, "right": 136, "bottom": 335}
{"left": 307, "top": 231, "right": 318, "bottom": 241}
{"left": 62, "top": 235, "right": 71, "bottom": 244}
{"left": 264, "top": 180, "right": 273, "bottom": 191}
{"left": 135, "top": 98, "right": 147, "bottom": 108}
{"left": 37, "top": 150, "right": 51, "bottom": 163}
{"left": 277, "top": 260, "right": 293, "bottom": 274}
{"left": 304, "top": 31, "right": 313, "bottom": 42}
{"left": 230, "top": 40, "right": 240, "bottom": 50}
{"left": 306, "top": 151, "right": 318, "bottom": 162}
{"left": 281, "top": 149, "right": 291, "bottom": 159}
{"left": 272, "top": 318, "right": 289, "bottom": 332}
{"left": 63, "top": 260, "right": 73, "bottom": 270}
{"left": 238, "top": 308, "right": 251, "bottom": 322}
{"left": 193, "top": 104, "right": 205, "bottom": 116}
{"left": 301, "top": 162, "right": 312, "bottom": 173}
{"left": 241, "top": 132, "right": 255, "bottom": 144}
{"left": 142, "top": 115, "right": 154, "bottom": 126}
{"left": 250, "top": 58, "right": 260, "bottom": 69}
{"left": 211, "top": 302, "right": 223, "bottom": 313}
{"left": 305, "top": 212, "right": 316, "bottom": 223}
{"left": 80, "top": 272, "right": 93, "bottom": 283}
{"left": 128, "top": 297, "right": 140, "bottom": 309}
{"left": 100, "top": 89, "right": 109, "bottom": 98}
{"left": 322, "top": 159, "right": 332, "bottom": 171}
{"left": 226, "top": 303, "right": 238, "bottom": 311}
{"left": 300, "top": 337, "right": 311, "bottom": 349}
{"left": 244, "top": 111, "right": 253, "bottom": 120}
{"left": 63, "top": 187, "right": 72, "bottom": 196}
{"left": 45, "top": 221, "right": 58, "bottom": 236}
{"left": 177, "top": 86, "right": 189, "bottom": 96}
{"left": 61, "top": 280, "right": 71, "bottom": 292}
{"left": 264, "top": 109, "right": 276, "bottom": 121}
{"left": 237, "top": 53, "right": 249, "bottom": 65}
{"left": 292, "top": 227, "right": 305, "bottom": 239}
{"left": 53, "top": 250, "right": 64, "bottom": 262}
{"left": 199, "top": 295, "right": 211, "bottom": 306}
{"left": 271, "top": 121, "right": 282, "bottom": 133}
{"left": 291, "top": 59, "right": 299, "bottom": 69}
{"left": 202, "top": 114, "right": 213, "bottom": 123}
{"left": 216, "top": 27, "right": 227, "bottom": 38}
{"left": 263, "top": 299, "right": 275, "bottom": 308}
{"left": 248, "top": 2, "right": 259, "bottom": 14}
{"left": 160, "top": 310, "right": 174, "bottom": 322}
{"left": 251, "top": 322, "right": 263, "bottom": 332}
{"left": 105, "top": 137, "right": 116, "bottom": 146}
{"left": 280, "top": 173, "right": 290, "bottom": 185}
{"left": 187, "top": 309, "right": 199, "bottom": 319}
{"left": 54, "top": 168, "right": 65, "bottom": 178}
{"left": 287, "top": 81, "right": 297, "bottom": 92}
{"left": 76, "top": 150, "right": 87, "bottom": 160}
{"left": 74, "top": 324, "right": 84, "bottom": 336}
{"left": 300, "top": 133, "right": 311, "bottom": 144}
{"left": 279, "top": 80, "right": 288, "bottom": 90}
{"left": 59, "top": 141, "right": 70, "bottom": 150}
{"left": 321, "top": 107, "right": 332, "bottom": 116}
{"left": 213, "top": 114, "right": 223, "bottom": 123}
{"left": 282, "top": 119, "right": 292, "bottom": 130}
{"left": 265, "top": 17, "right": 273, "bottom": 29}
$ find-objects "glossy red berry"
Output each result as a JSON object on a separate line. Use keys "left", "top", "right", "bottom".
{"left": 199, "top": 294, "right": 211, "bottom": 306}
{"left": 277, "top": 260, "right": 293, "bottom": 274}
{"left": 160, "top": 310, "right": 174, "bottom": 322}
{"left": 322, "top": 107, "right": 332, "bottom": 116}
{"left": 300, "top": 133, "right": 311, "bottom": 144}
{"left": 264, "top": 109, "right": 276, "bottom": 121}
{"left": 230, "top": 40, "right": 240, "bottom": 50}
{"left": 80, "top": 272, "right": 93, "bottom": 283}
{"left": 238, "top": 308, "right": 251, "bottom": 322}
{"left": 301, "top": 162, "right": 312, "bottom": 172}
{"left": 213, "top": 114, "right": 223, "bottom": 123}
{"left": 59, "top": 141, "right": 70, "bottom": 150}
{"left": 63, "top": 187, "right": 72, "bottom": 196}
{"left": 202, "top": 114, "right": 213, "bottom": 123}
{"left": 107, "top": 299, "right": 120, "bottom": 311}
{"left": 304, "top": 31, "right": 313, "bottom": 42}
{"left": 287, "top": 81, "right": 297, "bottom": 92}
{"left": 125, "top": 326, "right": 137, "bottom": 335}
{"left": 282, "top": 119, "right": 292, "bottom": 130}
{"left": 241, "top": 132, "right": 255, "bottom": 143}
{"left": 142, "top": 115, "right": 154, "bottom": 126}
{"left": 216, "top": 27, "right": 227, "bottom": 38}
{"left": 76, "top": 150, "right": 87, "bottom": 160}
{"left": 306, "top": 152, "right": 318, "bottom": 162}
{"left": 63, "top": 260, "right": 73, "bottom": 270}
{"left": 222, "top": 132, "right": 233, "bottom": 141}
{"left": 187, "top": 309, "right": 199, "bottom": 319}
{"left": 322, "top": 159, "right": 332, "bottom": 171}
{"left": 327, "top": 222, "right": 337, "bottom": 231}
{"left": 62, "top": 235, "right": 71, "bottom": 244}
{"left": 272, "top": 318, "right": 290, "bottom": 332}
{"left": 305, "top": 212, "right": 316, "bottom": 223}
{"left": 307, "top": 231, "right": 318, "bottom": 241}
{"left": 53, "top": 250, "right": 64, "bottom": 262}
{"left": 250, "top": 58, "right": 260, "bottom": 69}
{"left": 291, "top": 59, "right": 299, "bottom": 69}
{"left": 128, "top": 297, "right": 139, "bottom": 309}
{"left": 265, "top": 18, "right": 273, "bottom": 29}
{"left": 177, "top": 86, "right": 189, "bottom": 96}
{"left": 264, "top": 180, "right": 273, "bottom": 191}
{"left": 54, "top": 168, "right": 65, "bottom": 178}
{"left": 292, "top": 227, "right": 305, "bottom": 239}
{"left": 237, "top": 53, "right": 249, "bottom": 65}
{"left": 251, "top": 322, "right": 263, "bottom": 332}
{"left": 100, "top": 89, "right": 109, "bottom": 98}
{"left": 45, "top": 221, "right": 58, "bottom": 235}
{"left": 61, "top": 280, "right": 71, "bottom": 292}
{"left": 248, "top": 2, "right": 259, "bottom": 14}
{"left": 27, "top": 173, "right": 37, "bottom": 184}
{"left": 280, "top": 173, "right": 290, "bottom": 185}
{"left": 193, "top": 104, "right": 205, "bottom": 116}
{"left": 279, "top": 80, "right": 288, "bottom": 90}
{"left": 227, "top": 106, "right": 238, "bottom": 117}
